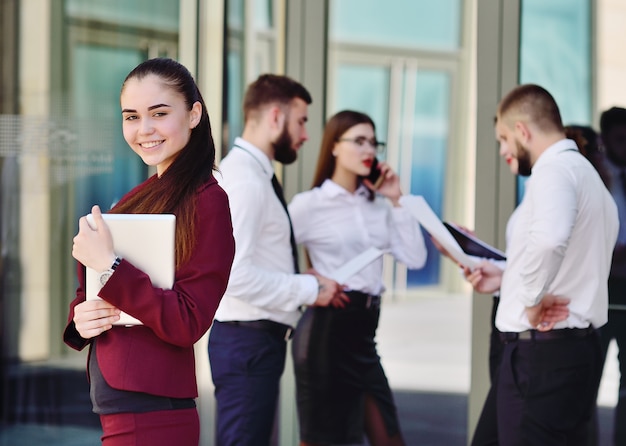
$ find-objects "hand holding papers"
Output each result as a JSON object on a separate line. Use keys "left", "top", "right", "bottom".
{"left": 443, "top": 222, "right": 506, "bottom": 261}
{"left": 400, "top": 195, "right": 483, "bottom": 269}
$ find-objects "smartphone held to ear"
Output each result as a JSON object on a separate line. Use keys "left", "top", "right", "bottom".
{"left": 367, "top": 158, "right": 385, "bottom": 189}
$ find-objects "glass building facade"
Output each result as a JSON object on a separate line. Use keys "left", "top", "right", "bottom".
{"left": 2, "top": 0, "right": 622, "bottom": 444}
{"left": 327, "top": 0, "right": 464, "bottom": 287}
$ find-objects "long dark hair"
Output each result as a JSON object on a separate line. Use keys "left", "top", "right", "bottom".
{"left": 111, "top": 58, "right": 216, "bottom": 267}
{"left": 311, "top": 110, "right": 377, "bottom": 200}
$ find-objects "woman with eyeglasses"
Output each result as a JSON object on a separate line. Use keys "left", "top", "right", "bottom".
{"left": 288, "top": 110, "right": 427, "bottom": 446}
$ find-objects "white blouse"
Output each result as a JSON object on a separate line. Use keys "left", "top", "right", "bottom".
{"left": 497, "top": 139, "right": 619, "bottom": 331}
{"left": 288, "top": 179, "right": 427, "bottom": 295}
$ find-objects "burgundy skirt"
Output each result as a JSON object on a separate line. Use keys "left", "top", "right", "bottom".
{"left": 100, "top": 408, "right": 199, "bottom": 446}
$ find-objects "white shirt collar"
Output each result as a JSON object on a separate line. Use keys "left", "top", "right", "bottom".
{"left": 533, "top": 138, "right": 579, "bottom": 170}
{"left": 232, "top": 137, "right": 274, "bottom": 180}
{"left": 320, "top": 178, "right": 370, "bottom": 198}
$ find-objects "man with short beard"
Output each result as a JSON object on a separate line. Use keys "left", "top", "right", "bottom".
{"left": 208, "top": 74, "right": 345, "bottom": 446}
{"left": 465, "top": 84, "right": 618, "bottom": 445}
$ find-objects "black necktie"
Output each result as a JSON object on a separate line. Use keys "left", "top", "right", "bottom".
{"left": 271, "top": 174, "right": 300, "bottom": 273}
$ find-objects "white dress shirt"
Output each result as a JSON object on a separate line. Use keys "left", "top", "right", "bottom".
{"left": 288, "top": 179, "right": 427, "bottom": 295}
{"left": 496, "top": 139, "right": 619, "bottom": 332}
{"left": 214, "top": 138, "right": 318, "bottom": 327}
{"left": 480, "top": 206, "right": 520, "bottom": 273}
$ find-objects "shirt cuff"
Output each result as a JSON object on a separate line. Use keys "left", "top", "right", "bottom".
{"left": 299, "top": 274, "right": 319, "bottom": 306}
{"left": 390, "top": 199, "right": 414, "bottom": 221}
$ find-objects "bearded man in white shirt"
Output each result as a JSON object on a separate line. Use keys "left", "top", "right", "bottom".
{"left": 208, "top": 74, "right": 345, "bottom": 446}
{"left": 466, "top": 84, "right": 618, "bottom": 445}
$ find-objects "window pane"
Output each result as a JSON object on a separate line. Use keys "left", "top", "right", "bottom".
{"left": 228, "top": 0, "right": 244, "bottom": 30}
{"left": 329, "top": 63, "right": 451, "bottom": 287}
{"left": 66, "top": 0, "right": 179, "bottom": 31}
{"left": 329, "top": 0, "right": 462, "bottom": 51}
{"left": 226, "top": 0, "right": 278, "bottom": 154}
{"left": 331, "top": 64, "right": 391, "bottom": 141}
{"left": 518, "top": 0, "right": 591, "bottom": 201}
{"left": 255, "top": 0, "right": 273, "bottom": 30}
{"left": 520, "top": 0, "right": 591, "bottom": 124}
{"left": 407, "top": 71, "right": 451, "bottom": 286}
{"left": 71, "top": 45, "right": 147, "bottom": 213}
{"left": 226, "top": 49, "right": 244, "bottom": 151}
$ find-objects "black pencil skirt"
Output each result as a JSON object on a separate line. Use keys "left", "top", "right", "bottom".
{"left": 291, "top": 292, "right": 401, "bottom": 444}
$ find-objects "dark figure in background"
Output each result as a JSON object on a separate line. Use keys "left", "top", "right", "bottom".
{"left": 565, "top": 124, "right": 610, "bottom": 188}
{"left": 598, "top": 106, "right": 626, "bottom": 445}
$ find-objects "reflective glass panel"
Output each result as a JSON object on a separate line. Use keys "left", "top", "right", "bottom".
{"left": 228, "top": 0, "right": 244, "bottom": 30}
{"left": 407, "top": 71, "right": 451, "bottom": 286}
{"left": 520, "top": 0, "right": 591, "bottom": 124}
{"left": 66, "top": 0, "right": 179, "bottom": 31}
{"left": 330, "top": 63, "right": 451, "bottom": 287}
{"left": 518, "top": 0, "right": 591, "bottom": 201}
{"left": 227, "top": 50, "right": 244, "bottom": 151}
{"left": 329, "top": 0, "right": 462, "bottom": 51}
{"left": 331, "top": 64, "right": 391, "bottom": 141}
{"left": 255, "top": 0, "right": 273, "bottom": 30}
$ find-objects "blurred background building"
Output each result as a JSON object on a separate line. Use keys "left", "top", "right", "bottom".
{"left": 1, "top": 0, "right": 625, "bottom": 444}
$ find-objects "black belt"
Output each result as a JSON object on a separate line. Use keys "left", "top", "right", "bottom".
{"left": 499, "top": 326, "right": 596, "bottom": 343}
{"left": 344, "top": 290, "right": 381, "bottom": 310}
{"left": 170, "top": 398, "right": 196, "bottom": 409}
{"left": 222, "top": 319, "right": 294, "bottom": 341}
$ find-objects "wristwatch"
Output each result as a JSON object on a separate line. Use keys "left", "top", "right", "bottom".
{"left": 99, "top": 256, "right": 122, "bottom": 286}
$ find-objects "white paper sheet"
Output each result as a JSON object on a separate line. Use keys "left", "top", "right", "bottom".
{"left": 331, "top": 247, "right": 385, "bottom": 284}
{"left": 400, "top": 195, "right": 478, "bottom": 269}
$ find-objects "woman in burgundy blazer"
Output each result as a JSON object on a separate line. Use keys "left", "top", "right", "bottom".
{"left": 64, "top": 58, "right": 235, "bottom": 446}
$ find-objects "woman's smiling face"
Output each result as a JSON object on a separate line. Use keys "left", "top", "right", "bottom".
{"left": 120, "top": 74, "right": 200, "bottom": 176}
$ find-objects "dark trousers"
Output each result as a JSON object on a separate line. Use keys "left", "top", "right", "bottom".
{"left": 598, "top": 276, "right": 626, "bottom": 445}
{"left": 470, "top": 296, "right": 502, "bottom": 446}
{"left": 497, "top": 331, "right": 602, "bottom": 446}
{"left": 208, "top": 320, "right": 287, "bottom": 446}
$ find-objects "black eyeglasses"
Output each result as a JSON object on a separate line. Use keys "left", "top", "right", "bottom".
{"left": 337, "top": 136, "right": 386, "bottom": 152}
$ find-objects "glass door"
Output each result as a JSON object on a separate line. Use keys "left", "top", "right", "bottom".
{"left": 327, "top": 0, "right": 463, "bottom": 291}
{"left": 327, "top": 53, "right": 455, "bottom": 287}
